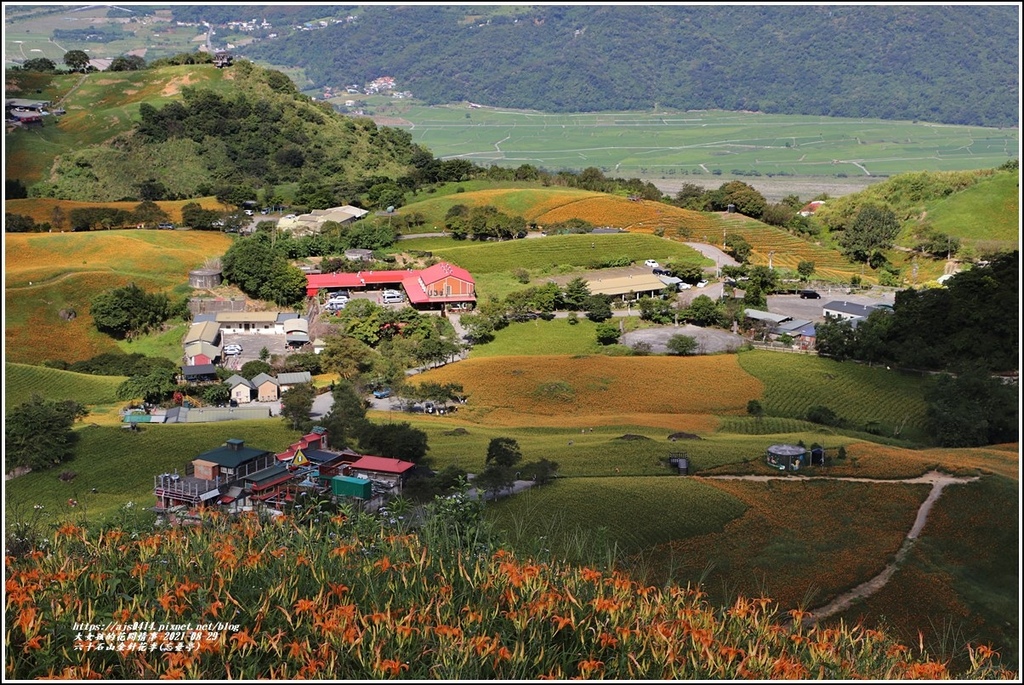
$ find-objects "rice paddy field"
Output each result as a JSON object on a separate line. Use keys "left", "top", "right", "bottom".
{"left": 376, "top": 103, "right": 1018, "bottom": 179}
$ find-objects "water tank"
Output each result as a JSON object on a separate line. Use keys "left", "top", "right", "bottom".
{"left": 189, "top": 268, "right": 223, "bottom": 289}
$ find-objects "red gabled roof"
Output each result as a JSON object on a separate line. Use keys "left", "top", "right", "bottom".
{"left": 348, "top": 455, "right": 415, "bottom": 475}
{"left": 419, "top": 262, "right": 474, "bottom": 285}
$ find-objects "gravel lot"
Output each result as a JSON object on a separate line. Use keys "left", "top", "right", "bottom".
{"left": 621, "top": 324, "right": 745, "bottom": 354}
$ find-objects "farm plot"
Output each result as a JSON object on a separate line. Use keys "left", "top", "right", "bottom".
{"left": 714, "top": 213, "right": 858, "bottom": 281}
{"left": 736, "top": 350, "right": 931, "bottom": 442}
{"left": 644, "top": 479, "right": 931, "bottom": 611}
{"left": 485, "top": 476, "right": 748, "bottom": 565}
{"left": 413, "top": 354, "right": 763, "bottom": 423}
{"left": 828, "top": 476, "right": 1019, "bottom": 671}
{"left": 431, "top": 233, "right": 710, "bottom": 274}
{"left": 395, "top": 105, "right": 1018, "bottom": 178}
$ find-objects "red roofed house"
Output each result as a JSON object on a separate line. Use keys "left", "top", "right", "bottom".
{"left": 305, "top": 262, "right": 476, "bottom": 311}
{"left": 346, "top": 455, "right": 415, "bottom": 490}
{"left": 799, "top": 200, "right": 825, "bottom": 217}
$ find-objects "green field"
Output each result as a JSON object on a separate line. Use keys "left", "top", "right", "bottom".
{"left": 737, "top": 350, "right": 932, "bottom": 442}
{"left": 485, "top": 476, "right": 748, "bottom": 564}
{"left": 429, "top": 233, "right": 710, "bottom": 274}
{"left": 4, "top": 362, "right": 124, "bottom": 408}
{"left": 366, "top": 102, "right": 1019, "bottom": 178}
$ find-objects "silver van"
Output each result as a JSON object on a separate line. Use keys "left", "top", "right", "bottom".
{"left": 381, "top": 289, "right": 404, "bottom": 304}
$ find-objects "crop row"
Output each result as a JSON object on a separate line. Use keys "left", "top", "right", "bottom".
{"left": 416, "top": 354, "right": 763, "bottom": 419}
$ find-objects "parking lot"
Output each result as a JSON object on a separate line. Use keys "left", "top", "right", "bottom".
{"left": 219, "top": 333, "right": 294, "bottom": 371}
{"left": 767, "top": 288, "right": 896, "bottom": 322}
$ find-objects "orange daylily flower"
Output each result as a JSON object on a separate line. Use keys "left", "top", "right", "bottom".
{"left": 230, "top": 629, "right": 257, "bottom": 649}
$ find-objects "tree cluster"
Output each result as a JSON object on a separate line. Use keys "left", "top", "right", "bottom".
{"left": 90, "top": 283, "right": 185, "bottom": 340}
{"left": 814, "top": 251, "right": 1018, "bottom": 375}
{"left": 5, "top": 395, "right": 87, "bottom": 472}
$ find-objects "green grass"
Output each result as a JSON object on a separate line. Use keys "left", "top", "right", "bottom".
{"left": 430, "top": 233, "right": 710, "bottom": 274}
{"left": 114, "top": 320, "right": 191, "bottom": 365}
{"left": 922, "top": 170, "right": 1019, "bottom": 251}
{"left": 4, "top": 421, "right": 304, "bottom": 524}
{"left": 736, "top": 350, "right": 932, "bottom": 443}
{"left": 4, "top": 362, "right": 124, "bottom": 408}
{"left": 485, "top": 476, "right": 748, "bottom": 564}
{"left": 468, "top": 318, "right": 604, "bottom": 357}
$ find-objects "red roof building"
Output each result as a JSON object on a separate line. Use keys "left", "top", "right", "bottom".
{"left": 305, "top": 262, "right": 476, "bottom": 309}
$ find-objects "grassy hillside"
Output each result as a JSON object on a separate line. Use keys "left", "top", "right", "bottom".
{"left": 4, "top": 197, "right": 230, "bottom": 227}
{"left": 736, "top": 350, "right": 932, "bottom": 442}
{"left": 4, "top": 230, "right": 231, "bottom": 364}
{"left": 4, "top": 420, "right": 303, "bottom": 523}
{"left": 4, "top": 66, "right": 236, "bottom": 186}
{"left": 4, "top": 362, "right": 124, "bottom": 408}
{"left": 918, "top": 169, "right": 1020, "bottom": 253}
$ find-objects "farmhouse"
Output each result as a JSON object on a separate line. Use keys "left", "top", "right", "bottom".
{"left": 226, "top": 375, "right": 255, "bottom": 404}
{"left": 153, "top": 429, "right": 405, "bottom": 517}
{"left": 184, "top": 320, "right": 222, "bottom": 346}
{"left": 305, "top": 262, "right": 477, "bottom": 311}
{"left": 822, "top": 300, "right": 881, "bottom": 321}
{"left": 184, "top": 340, "right": 221, "bottom": 366}
{"left": 250, "top": 373, "right": 280, "bottom": 402}
{"left": 586, "top": 273, "right": 670, "bottom": 300}
{"left": 277, "top": 205, "right": 370, "bottom": 236}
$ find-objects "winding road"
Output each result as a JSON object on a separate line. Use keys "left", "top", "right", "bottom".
{"left": 702, "top": 471, "right": 979, "bottom": 626}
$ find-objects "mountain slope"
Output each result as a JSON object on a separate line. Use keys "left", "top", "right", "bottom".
{"left": 242, "top": 5, "right": 1019, "bottom": 127}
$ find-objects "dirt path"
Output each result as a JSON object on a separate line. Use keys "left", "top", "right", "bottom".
{"left": 701, "top": 471, "right": 979, "bottom": 626}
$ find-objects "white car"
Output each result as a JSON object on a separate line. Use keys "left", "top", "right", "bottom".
{"left": 679, "top": 282, "right": 693, "bottom": 290}
{"left": 644, "top": 259, "right": 660, "bottom": 268}
{"left": 223, "top": 344, "right": 243, "bottom": 355}
{"left": 696, "top": 280, "right": 709, "bottom": 288}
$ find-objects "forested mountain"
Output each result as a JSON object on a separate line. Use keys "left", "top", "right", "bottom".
{"left": 237, "top": 4, "right": 1019, "bottom": 128}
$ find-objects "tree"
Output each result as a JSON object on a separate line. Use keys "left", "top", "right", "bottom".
{"left": 474, "top": 463, "right": 515, "bottom": 499}
{"left": 203, "top": 383, "right": 231, "bottom": 407}
{"left": 683, "top": 294, "right": 724, "bottom": 327}
{"left": 561, "top": 278, "right": 593, "bottom": 309}
{"left": 116, "top": 368, "right": 177, "bottom": 405}
{"left": 109, "top": 55, "right": 145, "bottom": 71}
{"left": 723, "top": 235, "right": 752, "bottom": 263}
{"left": 666, "top": 334, "right": 699, "bottom": 356}
{"left": 280, "top": 383, "right": 316, "bottom": 432}
{"left": 357, "top": 421, "right": 429, "bottom": 463}
{"left": 925, "top": 368, "right": 1018, "bottom": 447}
{"left": 90, "top": 283, "right": 174, "bottom": 340}
{"left": 746, "top": 399, "right": 765, "bottom": 419}
{"left": 637, "top": 296, "right": 675, "bottom": 324}
{"left": 519, "top": 458, "right": 559, "bottom": 486}
{"left": 63, "top": 49, "right": 90, "bottom": 73}
{"left": 584, "top": 294, "right": 613, "bottom": 322}
{"left": 797, "top": 260, "right": 816, "bottom": 281}
{"left": 595, "top": 321, "right": 621, "bottom": 345}
{"left": 320, "top": 335, "right": 376, "bottom": 381}
{"left": 486, "top": 437, "right": 523, "bottom": 468}
{"left": 839, "top": 205, "right": 901, "bottom": 262}
{"left": 5, "top": 395, "right": 87, "bottom": 472}
{"left": 239, "top": 360, "right": 273, "bottom": 379}
{"left": 21, "top": 57, "right": 57, "bottom": 72}
{"left": 320, "top": 381, "right": 368, "bottom": 449}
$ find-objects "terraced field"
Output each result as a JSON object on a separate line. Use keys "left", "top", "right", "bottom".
{"left": 713, "top": 213, "right": 861, "bottom": 281}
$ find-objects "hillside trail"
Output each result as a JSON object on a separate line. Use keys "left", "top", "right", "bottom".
{"left": 700, "top": 471, "right": 979, "bottom": 627}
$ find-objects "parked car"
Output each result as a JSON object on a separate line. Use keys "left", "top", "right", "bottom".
{"left": 381, "top": 289, "right": 405, "bottom": 304}
{"left": 696, "top": 280, "right": 709, "bottom": 288}
{"left": 325, "top": 301, "right": 347, "bottom": 312}
{"left": 644, "top": 259, "right": 660, "bottom": 268}
{"left": 223, "top": 344, "right": 243, "bottom": 355}
{"left": 652, "top": 267, "right": 670, "bottom": 276}
{"left": 372, "top": 388, "right": 392, "bottom": 399}
{"left": 157, "top": 222, "right": 175, "bottom": 229}
{"left": 679, "top": 282, "right": 693, "bottom": 290}
{"left": 799, "top": 290, "right": 822, "bottom": 299}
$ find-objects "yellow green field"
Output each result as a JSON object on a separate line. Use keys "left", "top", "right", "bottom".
{"left": 4, "top": 197, "right": 231, "bottom": 227}
{"left": 412, "top": 354, "right": 763, "bottom": 425}
{"left": 4, "top": 230, "right": 232, "bottom": 364}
